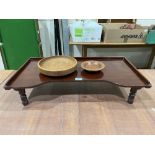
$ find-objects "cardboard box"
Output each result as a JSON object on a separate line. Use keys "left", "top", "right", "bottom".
{"left": 101, "top": 23, "right": 148, "bottom": 43}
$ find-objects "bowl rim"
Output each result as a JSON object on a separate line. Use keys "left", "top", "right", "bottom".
{"left": 38, "top": 56, "right": 77, "bottom": 72}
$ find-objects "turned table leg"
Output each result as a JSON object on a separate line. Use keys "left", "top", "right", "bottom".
{"left": 16, "top": 89, "right": 29, "bottom": 106}
{"left": 127, "top": 87, "right": 139, "bottom": 104}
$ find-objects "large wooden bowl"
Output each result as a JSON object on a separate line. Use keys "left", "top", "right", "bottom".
{"left": 81, "top": 60, "right": 105, "bottom": 72}
{"left": 38, "top": 56, "right": 77, "bottom": 76}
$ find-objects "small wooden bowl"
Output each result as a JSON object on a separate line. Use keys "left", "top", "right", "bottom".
{"left": 38, "top": 56, "right": 77, "bottom": 76}
{"left": 81, "top": 60, "right": 105, "bottom": 72}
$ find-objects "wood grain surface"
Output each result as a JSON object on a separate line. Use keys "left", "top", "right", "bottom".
{"left": 0, "top": 70, "right": 15, "bottom": 84}
{"left": 0, "top": 69, "right": 155, "bottom": 135}
{"left": 38, "top": 56, "right": 77, "bottom": 77}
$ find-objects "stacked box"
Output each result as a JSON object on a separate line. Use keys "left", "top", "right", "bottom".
{"left": 100, "top": 23, "right": 148, "bottom": 43}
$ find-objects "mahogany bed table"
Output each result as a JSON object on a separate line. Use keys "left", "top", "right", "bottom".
{"left": 4, "top": 57, "right": 152, "bottom": 106}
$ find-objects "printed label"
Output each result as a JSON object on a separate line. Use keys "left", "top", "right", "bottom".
{"left": 75, "top": 28, "right": 83, "bottom": 37}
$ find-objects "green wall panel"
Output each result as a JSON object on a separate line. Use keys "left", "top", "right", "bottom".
{"left": 0, "top": 19, "right": 41, "bottom": 69}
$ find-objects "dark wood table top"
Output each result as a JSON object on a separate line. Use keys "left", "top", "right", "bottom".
{"left": 4, "top": 57, "right": 151, "bottom": 90}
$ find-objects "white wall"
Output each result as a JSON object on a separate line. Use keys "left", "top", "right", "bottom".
{"left": 136, "top": 19, "right": 155, "bottom": 26}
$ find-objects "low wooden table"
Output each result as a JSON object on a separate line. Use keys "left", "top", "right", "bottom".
{"left": 4, "top": 57, "right": 151, "bottom": 106}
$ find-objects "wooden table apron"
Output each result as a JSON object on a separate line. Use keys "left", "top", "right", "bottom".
{"left": 69, "top": 42, "right": 155, "bottom": 69}
{"left": 4, "top": 57, "right": 152, "bottom": 106}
